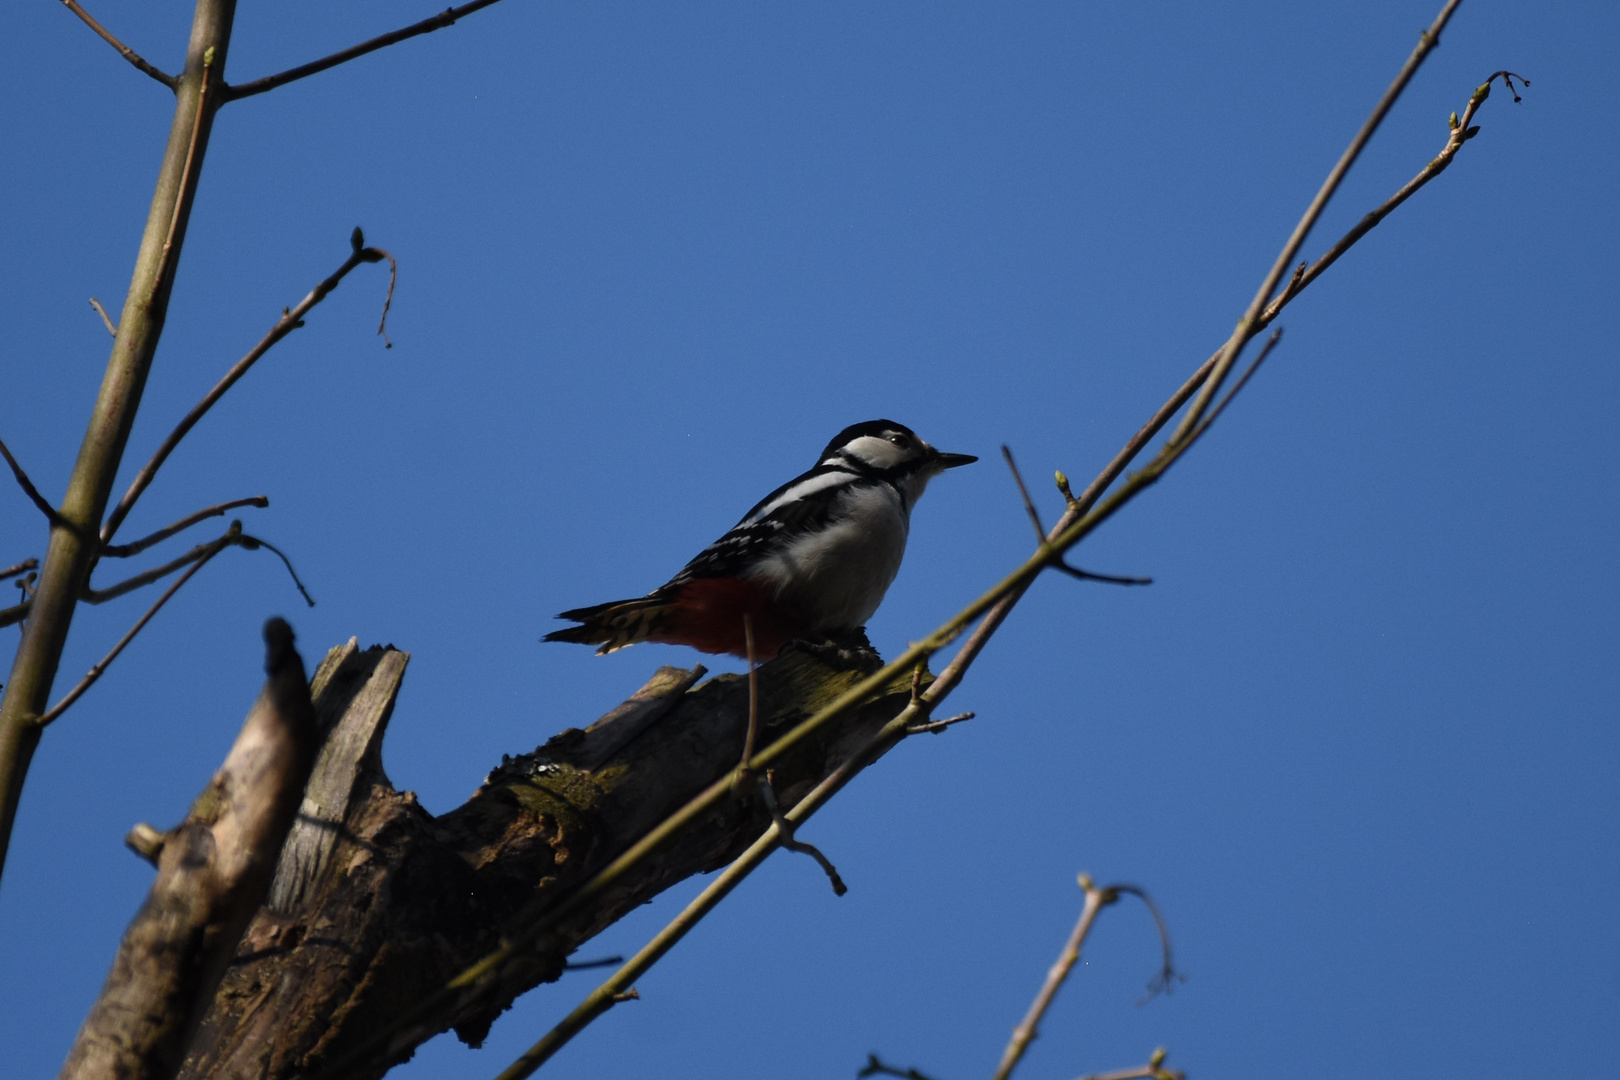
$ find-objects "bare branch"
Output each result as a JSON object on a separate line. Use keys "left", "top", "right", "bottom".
{"left": 1171, "top": 0, "right": 1464, "bottom": 445}
{"left": 991, "top": 875, "right": 1116, "bottom": 1080}
{"left": 88, "top": 297, "right": 118, "bottom": 337}
{"left": 39, "top": 528, "right": 239, "bottom": 727}
{"left": 562, "top": 956, "right": 623, "bottom": 972}
{"left": 1264, "top": 70, "right": 1530, "bottom": 320}
{"left": 83, "top": 525, "right": 241, "bottom": 605}
{"left": 101, "top": 496, "right": 269, "bottom": 559}
{"left": 1051, "top": 564, "right": 1153, "bottom": 587}
{"left": 102, "top": 232, "right": 394, "bottom": 545}
{"left": 757, "top": 771, "right": 846, "bottom": 896}
{"left": 1184, "top": 328, "right": 1284, "bottom": 446}
{"left": 903, "top": 711, "right": 974, "bottom": 736}
{"left": 0, "top": 435, "right": 71, "bottom": 530}
{"left": 0, "top": 601, "right": 29, "bottom": 631}
{"left": 1001, "top": 445, "right": 1048, "bottom": 542}
{"left": 1072, "top": 1049, "right": 1184, "bottom": 1080}
{"left": 0, "top": 559, "right": 37, "bottom": 583}
{"left": 1007, "top": 446, "right": 1152, "bottom": 588}
{"left": 923, "top": 59, "right": 1525, "bottom": 708}
{"left": 85, "top": 522, "right": 313, "bottom": 613}
{"left": 223, "top": 0, "right": 511, "bottom": 102}
{"left": 57, "top": 0, "right": 178, "bottom": 88}
{"left": 1110, "top": 886, "right": 1184, "bottom": 1004}
{"left": 237, "top": 533, "right": 316, "bottom": 607}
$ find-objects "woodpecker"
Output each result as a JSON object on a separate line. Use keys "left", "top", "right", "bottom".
{"left": 545, "top": 420, "right": 977, "bottom": 659}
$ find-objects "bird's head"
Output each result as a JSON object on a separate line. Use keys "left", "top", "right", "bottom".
{"left": 818, "top": 420, "right": 977, "bottom": 506}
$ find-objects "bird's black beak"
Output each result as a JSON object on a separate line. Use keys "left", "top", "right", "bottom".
{"left": 934, "top": 451, "right": 978, "bottom": 469}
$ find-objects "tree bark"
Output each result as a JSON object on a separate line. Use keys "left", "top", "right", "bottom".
{"left": 59, "top": 618, "right": 317, "bottom": 1080}
{"left": 175, "top": 643, "right": 915, "bottom": 1080}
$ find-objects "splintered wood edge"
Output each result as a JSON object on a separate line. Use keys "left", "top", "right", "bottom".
{"left": 266, "top": 644, "right": 410, "bottom": 914}
{"left": 309, "top": 638, "right": 359, "bottom": 702}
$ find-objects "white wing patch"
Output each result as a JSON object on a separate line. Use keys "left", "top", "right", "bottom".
{"left": 745, "top": 470, "right": 857, "bottom": 524}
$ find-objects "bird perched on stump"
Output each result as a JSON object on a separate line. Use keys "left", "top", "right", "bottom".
{"left": 545, "top": 420, "right": 976, "bottom": 661}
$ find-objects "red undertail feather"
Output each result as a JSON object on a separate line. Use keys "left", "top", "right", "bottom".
{"left": 547, "top": 578, "right": 802, "bottom": 658}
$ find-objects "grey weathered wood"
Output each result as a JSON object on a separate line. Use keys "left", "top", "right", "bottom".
{"left": 58, "top": 619, "right": 318, "bottom": 1080}
{"left": 266, "top": 643, "right": 409, "bottom": 914}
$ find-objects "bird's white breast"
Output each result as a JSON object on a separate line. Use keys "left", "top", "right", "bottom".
{"left": 751, "top": 482, "right": 910, "bottom": 631}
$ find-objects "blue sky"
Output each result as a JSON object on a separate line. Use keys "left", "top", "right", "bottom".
{"left": 2, "top": 2, "right": 1616, "bottom": 1078}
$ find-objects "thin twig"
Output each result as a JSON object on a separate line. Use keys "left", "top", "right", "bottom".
{"left": 758, "top": 771, "right": 846, "bottom": 895}
{"left": 991, "top": 876, "right": 1115, "bottom": 1080}
{"left": 924, "top": 63, "right": 1524, "bottom": 709}
{"left": 0, "top": 601, "right": 29, "bottom": 631}
{"left": 0, "top": 560, "right": 38, "bottom": 583}
{"left": 1002, "top": 445, "right": 1048, "bottom": 542}
{"left": 1183, "top": 328, "right": 1284, "bottom": 448}
{"left": 102, "top": 231, "right": 394, "bottom": 545}
{"left": 1170, "top": 0, "right": 1464, "bottom": 446}
{"left": 0, "top": 435, "right": 71, "bottom": 531}
{"left": 1007, "top": 444, "right": 1150, "bottom": 588}
{"left": 1072, "top": 1049, "right": 1184, "bottom": 1080}
{"left": 83, "top": 529, "right": 241, "bottom": 605}
{"left": 223, "top": 0, "right": 511, "bottom": 102}
{"left": 904, "top": 711, "right": 974, "bottom": 736}
{"left": 57, "top": 0, "right": 177, "bottom": 88}
{"left": 858, "top": 1055, "right": 941, "bottom": 1080}
{"left": 1111, "top": 886, "right": 1184, "bottom": 1004}
{"left": 237, "top": 534, "right": 316, "bottom": 607}
{"left": 101, "top": 496, "right": 269, "bottom": 558}
{"left": 37, "top": 535, "right": 231, "bottom": 727}
{"left": 1263, "top": 70, "right": 1529, "bottom": 322}
{"left": 1050, "top": 565, "right": 1153, "bottom": 586}
{"left": 562, "top": 956, "right": 624, "bottom": 971}
{"left": 88, "top": 298, "right": 118, "bottom": 337}
{"left": 374, "top": 248, "right": 398, "bottom": 347}
{"left": 84, "top": 523, "right": 312, "bottom": 607}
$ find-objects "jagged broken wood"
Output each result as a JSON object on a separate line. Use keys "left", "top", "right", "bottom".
{"left": 173, "top": 641, "right": 915, "bottom": 1080}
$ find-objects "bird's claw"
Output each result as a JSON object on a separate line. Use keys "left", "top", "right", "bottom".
{"left": 784, "top": 628, "right": 884, "bottom": 673}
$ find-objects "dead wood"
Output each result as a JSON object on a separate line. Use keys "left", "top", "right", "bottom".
{"left": 175, "top": 643, "right": 916, "bottom": 1080}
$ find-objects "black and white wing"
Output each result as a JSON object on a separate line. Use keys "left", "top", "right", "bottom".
{"left": 664, "top": 464, "right": 861, "bottom": 587}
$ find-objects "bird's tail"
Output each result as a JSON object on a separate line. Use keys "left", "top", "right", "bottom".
{"left": 544, "top": 596, "right": 673, "bottom": 655}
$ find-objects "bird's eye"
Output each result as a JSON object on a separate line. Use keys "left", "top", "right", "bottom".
{"left": 887, "top": 433, "right": 912, "bottom": 450}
